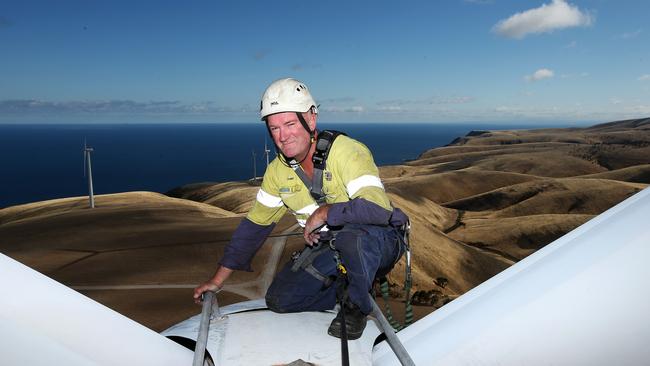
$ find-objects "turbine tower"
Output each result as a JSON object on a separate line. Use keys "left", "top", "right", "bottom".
{"left": 83, "top": 140, "right": 95, "bottom": 208}
{"left": 251, "top": 149, "right": 257, "bottom": 180}
{"left": 264, "top": 136, "right": 271, "bottom": 168}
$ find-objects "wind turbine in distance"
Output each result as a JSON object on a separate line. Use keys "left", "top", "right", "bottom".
{"left": 83, "top": 140, "right": 95, "bottom": 208}
{"left": 264, "top": 136, "right": 271, "bottom": 168}
{"left": 251, "top": 149, "right": 257, "bottom": 181}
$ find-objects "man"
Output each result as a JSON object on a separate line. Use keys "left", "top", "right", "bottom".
{"left": 194, "top": 78, "right": 407, "bottom": 339}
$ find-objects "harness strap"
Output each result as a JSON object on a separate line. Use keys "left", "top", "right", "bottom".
{"left": 311, "top": 168, "right": 325, "bottom": 204}
{"left": 293, "top": 167, "right": 314, "bottom": 197}
{"left": 292, "top": 130, "right": 346, "bottom": 204}
{"left": 291, "top": 242, "right": 328, "bottom": 272}
{"left": 305, "top": 264, "right": 333, "bottom": 287}
{"left": 290, "top": 240, "right": 336, "bottom": 287}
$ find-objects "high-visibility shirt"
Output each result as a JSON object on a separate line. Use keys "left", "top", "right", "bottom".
{"left": 247, "top": 134, "right": 392, "bottom": 228}
{"left": 219, "top": 134, "right": 406, "bottom": 272}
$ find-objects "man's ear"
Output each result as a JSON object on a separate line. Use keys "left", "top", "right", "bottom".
{"left": 307, "top": 109, "right": 317, "bottom": 131}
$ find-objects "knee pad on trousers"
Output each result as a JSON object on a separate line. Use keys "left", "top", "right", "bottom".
{"left": 265, "top": 293, "right": 287, "bottom": 313}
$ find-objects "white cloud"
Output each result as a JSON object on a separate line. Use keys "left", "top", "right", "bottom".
{"left": 493, "top": 0, "right": 593, "bottom": 39}
{"left": 0, "top": 99, "right": 237, "bottom": 115}
{"left": 628, "top": 105, "right": 650, "bottom": 114}
{"left": 525, "top": 68, "right": 555, "bottom": 82}
{"left": 618, "top": 29, "right": 642, "bottom": 40}
{"left": 564, "top": 40, "right": 577, "bottom": 48}
{"left": 638, "top": 74, "right": 650, "bottom": 81}
{"left": 430, "top": 96, "right": 475, "bottom": 104}
{"left": 321, "top": 105, "right": 365, "bottom": 113}
{"left": 377, "top": 105, "right": 403, "bottom": 112}
{"left": 610, "top": 98, "right": 623, "bottom": 105}
{"left": 321, "top": 97, "right": 356, "bottom": 103}
{"left": 376, "top": 95, "right": 475, "bottom": 106}
{"left": 494, "top": 106, "right": 523, "bottom": 113}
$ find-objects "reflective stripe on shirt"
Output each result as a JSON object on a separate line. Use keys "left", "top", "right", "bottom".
{"left": 346, "top": 174, "right": 385, "bottom": 197}
{"left": 296, "top": 203, "right": 319, "bottom": 216}
{"left": 256, "top": 189, "right": 284, "bottom": 208}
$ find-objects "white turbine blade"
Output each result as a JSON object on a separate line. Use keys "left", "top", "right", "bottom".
{"left": 373, "top": 187, "right": 650, "bottom": 366}
{"left": 0, "top": 254, "right": 194, "bottom": 365}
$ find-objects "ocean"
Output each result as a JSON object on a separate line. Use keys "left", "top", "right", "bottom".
{"left": 0, "top": 122, "right": 588, "bottom": 208}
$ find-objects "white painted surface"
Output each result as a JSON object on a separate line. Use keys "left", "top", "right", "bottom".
{"left": 373, "top": 187, "right": 650, "bottom": 365}
{"left": 163, "top": 299, "right": 382, "bottom": 365}
{"left": 0, "top": 254, "right": 194, "bottom": 366}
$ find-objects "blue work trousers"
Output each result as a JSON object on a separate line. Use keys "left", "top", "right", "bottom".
{"left": 265, "top": 224, "right": 403, "bottom": 315}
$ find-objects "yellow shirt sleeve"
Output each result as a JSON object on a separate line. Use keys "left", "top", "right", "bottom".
{"left": 329, "top": 136, "right": 392, "bottom": 211}
{"left": 246, "top": 160, "right": 287, "bottom": 225}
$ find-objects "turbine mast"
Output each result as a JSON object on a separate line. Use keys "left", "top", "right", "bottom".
{"left": 84, "top": 141, "right": 95, "bottom": 208}
{"left": 252, "top": 149, "right": 257, "bottom": 180}
{"left": 264, "top": 137, "right": 271, "bottom": 168}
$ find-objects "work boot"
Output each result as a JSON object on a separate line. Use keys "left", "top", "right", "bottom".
{"left": 327, "top": 303, "right": 367, "bottom": 340}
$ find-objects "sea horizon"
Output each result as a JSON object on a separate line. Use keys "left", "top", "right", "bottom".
{"left": 0, "top": 121, "right": 596, "bottom": 208}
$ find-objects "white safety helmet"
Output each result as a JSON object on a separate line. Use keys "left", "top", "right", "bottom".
{"left": 260, "top": 78, "right": 318, "bottom": 121}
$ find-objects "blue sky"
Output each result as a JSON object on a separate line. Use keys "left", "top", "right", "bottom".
{"left": 1, "top": 0, "right": 648, "bottom": 124}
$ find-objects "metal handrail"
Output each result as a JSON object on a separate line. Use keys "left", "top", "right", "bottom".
{"left": 369, "top": 294, "right": 416, "bottom": 366}
{"left": 192, "top": 291, "right": 215, "bottom": 366}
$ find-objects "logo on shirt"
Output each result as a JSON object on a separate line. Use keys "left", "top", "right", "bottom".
{"left": 279, "top": 185, "right": 302, "bottom": 195}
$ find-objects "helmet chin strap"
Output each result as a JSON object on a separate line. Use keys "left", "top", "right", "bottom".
{"left": 295, "top": 111, "right": 314, "bottom": 135}
{"left": 265, "top": 112, "right": 317, "bottom": 168}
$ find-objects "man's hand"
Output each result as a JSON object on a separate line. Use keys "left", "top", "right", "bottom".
{"left": 193, "top": 266, "right": 233, "bottom": 304}
{"left": 304, "top": 205, "right": 330, "bottom": 245}
{"left": 193, "top": 280, "right": 220, "bottom": 304}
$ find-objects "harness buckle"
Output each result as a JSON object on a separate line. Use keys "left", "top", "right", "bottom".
{"left": 291, "top": 250, "right": 302, "bottom": 261}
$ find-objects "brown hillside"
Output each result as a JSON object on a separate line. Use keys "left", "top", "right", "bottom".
{"left": 168, "top": 181, "right": 259, "bottom": 214}
{"left": 0, "top": 191, "right": 294, "bottom": 331}
{"left": 447, "top": 214, "right": 594, "bottom": 261}
{"left": 579, "top": 164, "right": 650, "bottom": 183}
{"left": 444, "top": 178, "right": 644, "bottom": 216}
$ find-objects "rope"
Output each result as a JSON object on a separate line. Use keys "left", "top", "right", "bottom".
{"left": 331, "top": 242, "right": 350, "bottom": 366}
{"left": 378, "top": 223, "right": 414, "bottom": 331}
{"left": 379, "top": 272, "right": 413, "bottom": 331}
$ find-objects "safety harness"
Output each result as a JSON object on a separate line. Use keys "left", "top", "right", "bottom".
{"left": 287, "top": 129, "right": 414, "bottom": 332}
{"left": 283, "top": 128, "right": 413, "bottom": 365}
{"left": 290, "top": 129, "right": 346, "bottom": 287}
{"left": 290, "top": 129, "right": 345, "bottom": 204}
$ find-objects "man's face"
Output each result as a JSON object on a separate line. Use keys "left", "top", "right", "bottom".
{"left": 266, "top": 111, "right": 316, "bottom": 161}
